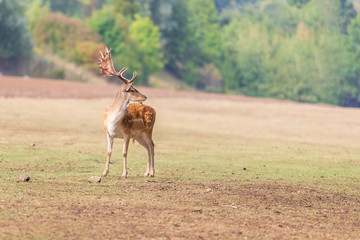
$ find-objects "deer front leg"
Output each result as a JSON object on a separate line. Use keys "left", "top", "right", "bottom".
{"left": 102, "top": 133, "right": 114, "bottom": 177}
{"left": 121, "top": 137, "right": 130, "bottom": 178}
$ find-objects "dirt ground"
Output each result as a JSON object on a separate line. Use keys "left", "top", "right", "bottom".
{"left": 1, "top": 76, "right": 360, "bottom": 239}
{"left": 3, "top": 180, "right": 360, "bottom": 239}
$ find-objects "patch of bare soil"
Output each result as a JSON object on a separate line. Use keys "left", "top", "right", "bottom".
{"left": 1, "top": 180, "right": 359, "bottom": 239}
{"left": 0, "top": 75, "right": 277, "bottom": 103}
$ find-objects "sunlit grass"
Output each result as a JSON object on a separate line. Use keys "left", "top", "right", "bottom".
{"left": 1, "top": 98, "right": 360, "bottom": 186}
{"left": 0, "top": 97, "right": 360, "bottom": 239}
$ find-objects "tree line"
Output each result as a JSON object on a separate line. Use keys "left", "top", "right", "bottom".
{"left": 2, "top": 0, "right": 360, "bottom": 107}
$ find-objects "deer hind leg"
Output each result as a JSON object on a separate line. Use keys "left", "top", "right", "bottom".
{"left": 143, "top": 133, "right": 155, "bottom": 177}
{"left": 135, "top": 136, "right": 151, "bottom": 177}
{"left": 102, "top": 133, "right": 114, "bottom": 177}
{"left": 121, "top": 137, "right": 130, "bottom": 178}
{"left": 148, "top": 138, "right": 155, "bottom": 177}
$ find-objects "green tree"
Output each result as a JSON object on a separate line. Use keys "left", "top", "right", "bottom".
{"left": 219, "top": 1, "right": 349, "bottom": 103}
{"left": 187, "top": 0, "right": 221, "bottom": 64}
{"left": 129, "top": 14, "right": 164, "bottom": 85}
{"left": 220, "top": 17, "right": 269, "bottom": 95}
{"left": 0, "top": 0, "right": 33, "bottom": 59}
{"left": 287, "top": 0, "right": 311, "bottom": 8}
{"left": 46, "top": 0, "right": 82, "bottom": 17}
{"left": 163, "top": 0, "right": 196, "bottom": 78}
{"left": 182, "top": 62, "right": 198, "bottom": 87}
{"left": 163, "top": 0, "right": 221, "bottom": 87}
{"left": 88, "top": 8, "right": 163, "bottom": 85}
{"left": 88, "top": 5, "right": 142, "bottom": 83}
{"left": 336, "top": 15, "right": 360, "bottom": 107}
{"left": 339, "top": 0, "right": 357, "bottom": 34}
{"left": 87, "top": 5, "right": 128, "bottom": 56}
{"left": 111, "top": 0, "right": 138, "bottom": 19}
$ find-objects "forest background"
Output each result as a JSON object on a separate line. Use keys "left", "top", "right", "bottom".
{"left": 2, "top": 0, "right": 360, "bottom": 107}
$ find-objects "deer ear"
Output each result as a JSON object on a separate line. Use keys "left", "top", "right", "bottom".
{"left": 125, "top": 84, "right": 132, "bottom": 92}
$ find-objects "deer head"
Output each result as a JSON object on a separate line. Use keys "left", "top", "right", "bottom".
{"left": 98, "top": 47, "right": 146, "bottom": 103}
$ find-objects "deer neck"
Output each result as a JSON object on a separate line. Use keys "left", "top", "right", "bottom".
{"left": 110, "top": 92, "right": 130, "bottom": 121}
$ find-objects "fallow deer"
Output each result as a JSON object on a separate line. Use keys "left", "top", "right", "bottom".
{"left": 98, "top": 47, "right": 156, "bottom": 178}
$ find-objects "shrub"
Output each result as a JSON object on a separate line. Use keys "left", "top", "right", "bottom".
{"left": 30, "top": 7, "right": 100, "bottom": 58}
{"left": 72, "top": 41, "right": 105, "bottom": 71}
{"left": 52, "top": 68, "right": 65, "bottom": 79}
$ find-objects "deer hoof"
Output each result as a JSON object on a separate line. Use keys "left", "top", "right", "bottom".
{"left": 101, "top": 171, "right": 108, "bottom": 177}
{"left": 121, "top": 173, "right": 127, "bottom": 179}
{"left": 144, "top": 171, "right": 150, "bottom": 177}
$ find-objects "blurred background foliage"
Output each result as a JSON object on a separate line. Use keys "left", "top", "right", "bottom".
{"left": 3, "top": 0, "right": 360, "bottom": 106}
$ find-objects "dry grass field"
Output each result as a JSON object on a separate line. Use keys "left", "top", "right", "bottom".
{"left": 0, "top": 76, "right": 360, "bottom": 239}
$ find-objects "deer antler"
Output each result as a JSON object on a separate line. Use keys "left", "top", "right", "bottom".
{"left": 98, "top": 47, "right": 136, "bottom": 84}
{"left": 119, "top": 68, "right": 137, "bottom": 84}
